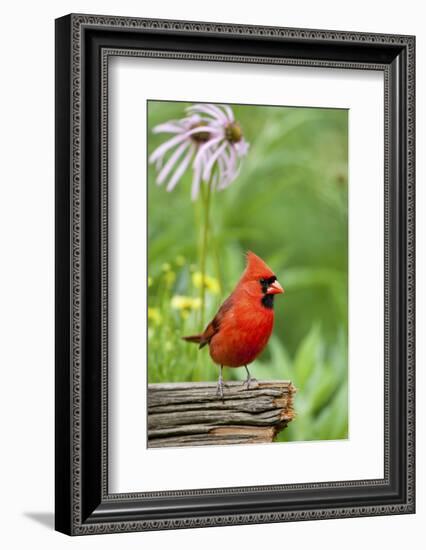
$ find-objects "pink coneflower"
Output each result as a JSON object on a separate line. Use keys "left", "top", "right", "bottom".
{"left": 149, "top": 103, "right": 249, "bottom": 200}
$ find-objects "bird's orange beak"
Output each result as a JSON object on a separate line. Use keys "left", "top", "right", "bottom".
{"left": 267, "top": 280, "right": 284, "bottom": 295}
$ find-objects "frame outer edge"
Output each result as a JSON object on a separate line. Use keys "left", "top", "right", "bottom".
{"left": 55, "top": 14, "right": 73, "bottom": 536}
{"left": 59, "top": 13, "right": 415, "bottom": 535}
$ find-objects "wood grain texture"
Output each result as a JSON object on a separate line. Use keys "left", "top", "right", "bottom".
{"left": 147, "top": 381, "right": 295, "bottom": 448}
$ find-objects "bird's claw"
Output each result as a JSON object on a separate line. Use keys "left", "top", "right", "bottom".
{"left": 242, "top": 376, "right": 258, "bottom": 390}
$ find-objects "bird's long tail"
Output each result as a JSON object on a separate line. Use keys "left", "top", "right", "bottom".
{"left": 181, "top": 334, "right": 207, "bottom": 349}
{"left": 182, "top": 334, "right": 202, "bottom": 344}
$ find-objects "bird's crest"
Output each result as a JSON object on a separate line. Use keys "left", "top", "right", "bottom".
{"left": 242, "top": 251, "right": 275, "bottom": 281}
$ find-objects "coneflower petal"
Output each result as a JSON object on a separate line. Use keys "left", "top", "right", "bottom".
{"left": 188, "top": 104, "right": 228, "bottom": 123}
{"left": 149, "top": 132, "right": 191, "bottom": 164}
{"left": 228, "top": 143, "right": 237, "bottom": 172}
{"left": 227, "top": 146, "right": 242, "bottom": 186}
{"left": 216, "top": 155, "right": 229, "bottom": 189}
{"left": 166, "top": 145, "right": 195, "bottom": 192}
{"left": 152, "top": 122, "right": 185, "bottom": 134}
{"left": 203, "top": 141, "right": 227, "bottom": 181}
{"left": 235, "top": 139, "right": 250, "bottom": 157}
{"left": 156, "top": 141, "right": 190, "bottom": 185}
{"left": 221, "top": 104, "right": 234, "bottom": 122}
{"left": 205, "top": 103, "right": 232, "bottom": 122}
{"left": 189, "top": 126, "right": 221, "bottom": 139}
{"left": 150, "top": 126, "right": 213, "bottom": 164}
{"left": 217, "top": 145, "right": 239, "bottom": 190}
{"left": 193, "top": 136, "right": 222, "bottom": 171}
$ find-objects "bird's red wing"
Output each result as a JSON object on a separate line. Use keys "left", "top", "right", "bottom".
{"left": 199, "top": 295, "right": 234, "bottom": 348}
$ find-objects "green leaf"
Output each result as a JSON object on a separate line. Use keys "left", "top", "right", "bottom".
{"left": 293, "top": 325, "right": 323, "bottom": 389}
{"left": 313, "top": 381, "right": 348, "bottom": 440}
{"left": 267, "top": 335, "right": 293, "bottom": 380}
{"left": 308, "top": 366, "right": 341, "bottom": 417}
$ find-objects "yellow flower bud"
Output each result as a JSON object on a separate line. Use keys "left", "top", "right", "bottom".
{"left": 192, "top": 272, "right": 220, "bottom": 294}
{"left": 171, "top": 295, "right": 201, "bottom": 311}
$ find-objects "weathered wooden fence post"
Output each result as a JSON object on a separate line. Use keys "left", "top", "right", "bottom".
{"left": 148, "top": 380, "right": 295, "bottom": 448}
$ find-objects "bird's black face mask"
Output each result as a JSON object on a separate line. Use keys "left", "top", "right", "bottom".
{"left": 259, "top": 276, "right": 277, "bottom": 309}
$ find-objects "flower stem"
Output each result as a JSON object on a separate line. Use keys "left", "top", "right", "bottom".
{"left": 199, "top": 174, "right": 213, "bottom": 330}
{"left": 211, "top": 229, "right": 224, "bottom": 295}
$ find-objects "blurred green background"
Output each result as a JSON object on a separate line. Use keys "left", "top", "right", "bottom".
{"left": 147, "top": 101, "right": 348, "bottom": 442}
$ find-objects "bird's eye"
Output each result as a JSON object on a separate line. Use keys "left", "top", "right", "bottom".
{"left": 259, "top": 278, "right": 266, "bottom": 285}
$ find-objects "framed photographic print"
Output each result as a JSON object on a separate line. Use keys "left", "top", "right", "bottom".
{"left": 55, "top": 14, "right": 415, "bottom": 535}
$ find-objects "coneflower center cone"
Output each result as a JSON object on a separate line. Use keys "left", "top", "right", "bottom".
{"left": 225, "top": 122, "right": 243, "bottom": 143}
{"left": 189, "top": 122, "right": 212, "bottom": 143}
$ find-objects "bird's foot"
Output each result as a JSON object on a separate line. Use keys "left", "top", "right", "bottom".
{"left": 216, "top": 379, "right": 228, "bottom": 400}
{"left": 242, "top": 376, "right": 258, "bottom": 390}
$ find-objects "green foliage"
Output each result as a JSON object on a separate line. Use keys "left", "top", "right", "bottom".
{"left": 147, "top": 101, "right": 348, "bottom": 442}
{"left": 271, "top": 329, "right": 349, "bottom": 442}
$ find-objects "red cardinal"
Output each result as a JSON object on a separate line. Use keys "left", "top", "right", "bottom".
{"left": 183, "top": 251, "right": 284, "bottom": 398}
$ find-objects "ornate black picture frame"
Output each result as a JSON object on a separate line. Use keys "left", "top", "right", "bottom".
{"left": 55, "top": 13, "right": 415, "bottom": 535}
